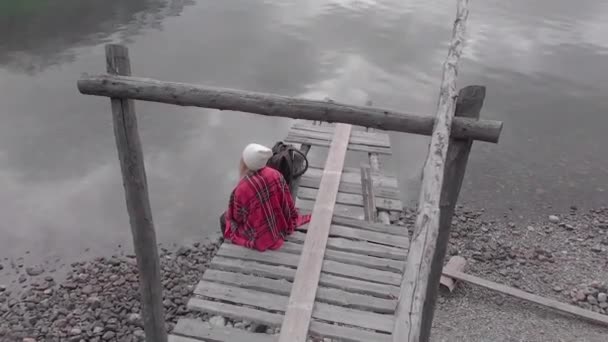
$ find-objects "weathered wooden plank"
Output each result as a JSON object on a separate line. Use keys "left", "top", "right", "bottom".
{"left": 360, "top": 165, "right": 377, "bottom": 221}
{"left": 296, "top": 224, "right": 408, "bottom": 248}
{"left": 105, "top": 45, "right": 167, "bottom": 342}
{"left": 186, "top": 298, "right": 392, "bottom": 342}
{"left": 297, "top": 187, "right": 403, "bottom": 212}
{"left": 392, "top": 1, "right": 470, "bottom": 341}
{"left": 291, "top": 123, "right": 390, "bottom": 145}
{"left": 288, "top": 232, "right": 407, "bottom": 260}
{"left": 285, "top": 135, "right": 392, "bottom": 155}
{"left": 173, "top": 319, "right": 274, "bottom": 342}
{"left": 195, "top": 281, "right": 394, "bottom": 332}
{"left": 216, "top": 243, "right": 401, "bottom": 285}
{"left": 331, "top": 216, "right": 407, "bottom": 236}
{"left": 280, "top": 242, "right": 405, "bottom": 273}
{"left": 443, "top": 269, "right": 608, "bottom": 327}
{"left": 297, "top": 198, "right": 364, "bottom": 220}
{"left": 298, "top": 178, "right": 400, "bottom": 200}
{"left": 288, "top": 128, "right": 390, "bottom": 147}
{"left": 78, "top": 74, "right": 503, "bottom": 143}
{"left": 209, "top": 257, "right": 400, "bottom": 299}
{"left": 330, "top": 225, "right": 408, "bottom": 248}
{"left": 202, "top": 270, "right": 396, "bottom": 313}
{"left": 305, "top": 167, "right": 398, "bottom": 188}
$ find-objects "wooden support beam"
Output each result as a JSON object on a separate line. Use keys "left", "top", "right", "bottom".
{"left": 77, "top": 75, "right": 503, "bottom": 143}
{"left": 278, "top": 124, "right": 352, "bottom": 342}
{"left": 360, "top": 165, "right": 376, "bottom": 221}
{"left": 105, "top": 45, "right": 167, "bottom": 342}
{"left": 392, "top": 1, "right": 471, "bottom": 341}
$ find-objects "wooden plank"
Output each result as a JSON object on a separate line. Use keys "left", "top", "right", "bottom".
{"left": 195, "top": 281, "right": 394, "bottom": 332}
{"left": 216, "top": 243, "right": 401, "bottom": 285}
{"left": 331, "top": 216, "right": 407, "bottom": 236}
{"left": 443, "top": 269, "right": 608, "bottom": 327}
{"left": 105, "top": 45, "right": 168, "bottom": 342}
{"left": 186, "top": 298, "right": 392, "bottom": 342}
{"left": 360, "top": 165, "right": 376, "bottom": 221}
{"left": 285, "top": 135, "right": 392, "bottom": 155}
{"left": 78, "top": 74, "right": 503, "bottom": 143}
{"left": 280, "top": 242, "right": 405, "bottom": 273}
{"left": 209, "top": 257, "right": 400, "bottom": 299}
{"left": 296, "top": 224, "right": 408, "bottom": 248}
{"left": 298, "top": 178, "right": 400, "bottom": 201}
{"left": 392, "top": 1, "right": 470, "bottom": 341}
{"left": 297, "top": 187, "right": 403, "bottom": 212}
{"left": 292, "top": 123, "right": 390, "bottom": 145}
{"left": 288, "top": 232, "right": 407, "bottom": 260}
{"left": 173, "top": 319, "right": 274, "bottom": 342}
{"left": 288, "top": 128, "right": 390, "bottom": 147}
{"left": 202, "top": 270, "right": 396, "bottom": 313}
{"left": 305, "top": 167, "right": 399, "bottom": 188}
{"left": 297, "top": 198, "right": 364, "bottom": 220}
{"left": 330, "top": 225, "right": 408, "bottom": 248}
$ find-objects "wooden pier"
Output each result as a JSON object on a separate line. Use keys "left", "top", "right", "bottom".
{"left": 77, "top": 1, "right": 505, "bottom": 341}
{"left": 166, "top": 122, "right": 408, "bottom": 342}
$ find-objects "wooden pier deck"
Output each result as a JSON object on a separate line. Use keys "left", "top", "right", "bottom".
{"left": 169, "top": 122, "right": 408, "bottom": 342}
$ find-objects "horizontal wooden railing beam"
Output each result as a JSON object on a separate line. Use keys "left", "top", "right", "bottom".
{"left": 77, "top": 74, "right": 502, "bottom": 143}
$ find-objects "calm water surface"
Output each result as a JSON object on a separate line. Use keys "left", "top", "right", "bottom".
{"left": 1, "top": 0, "right": 607, "bottom": 268}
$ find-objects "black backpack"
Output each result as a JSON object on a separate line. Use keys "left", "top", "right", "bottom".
{"left": 266, "top": 142, "right": 309, "bottom": 186}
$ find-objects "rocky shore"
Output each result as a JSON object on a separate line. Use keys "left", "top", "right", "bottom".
{"left": 0, "top": 241, "right": 221, "bottom": 342}
{"left": 1, "top": 206, "right": 607, "bottom": 342}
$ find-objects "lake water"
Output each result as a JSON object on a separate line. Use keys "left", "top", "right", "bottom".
{"left": 1, "top": 0, "right": 607, "bottom": 266}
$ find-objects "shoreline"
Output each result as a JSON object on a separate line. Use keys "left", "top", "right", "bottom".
{"left": 1, "top": 206, "right": 607, "bottom": 341}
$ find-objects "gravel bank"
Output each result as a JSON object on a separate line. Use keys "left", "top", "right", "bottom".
{"left": 1, "top": 207, "right": 607, "bottom": 342}
{"left": 0, "top": 240, "right": 221, "bottom": 342}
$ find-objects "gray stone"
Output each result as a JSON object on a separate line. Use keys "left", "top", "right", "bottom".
{"left": 22, "top": 338, "right": 36, "bottom": 342}
{"left": 134, "top": 330, "right": 145, "bottom": 341}
{"left": 25, "top": 266, "right": 44, "bottom": 276}
{"left": 70, "top": 328, "right": 82, "bottom": 335}
{"left": 209, "top": 315, "right": 226, "bottom": 327}
{"left": 93, "top": 326, "right": 104, "bottom": 334}
{"left": 591, "top": 245, "right": 602, "bottom": 253}
{"left": 127, "top": 313, "right": 141, "bottom": 324}
{"left": 599, "top": 302, "right": 608, "bottom": 309}
{"left": 18, "top": 274, "right": 27, "bottom": 283}
{"left": 548, "top": 215, "right": 560, "bottom": 223}
{"left": 102, "top": 331, "right": 116, "bottom": 340}
{"left": 0, "top": 285, "right": 6, "bottom": 292}
{"left": 598, "top": 292, "right": 607, "bottom": 303}
{"left": 587, "top": 295, "right": 598, "bottom": 305}
{"left": 82, "top": 285, "right": 94, "bottom": 295}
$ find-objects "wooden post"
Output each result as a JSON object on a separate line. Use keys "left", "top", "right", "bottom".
{"left": 105, "top": 44, "right": 168, "bottom": 342}
{"left": 360, "top": 165, "right": 376, "bottom": 222}
{"left": 392, "top": 0, "right": 470, "bottom": 341}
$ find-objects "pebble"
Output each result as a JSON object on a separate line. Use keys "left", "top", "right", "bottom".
{"left": 209, "top": 315, "right": 226, "bottom": 327}
{"left": 18, "top": 274, "right": 27, "bottom": 283}
{"left": 25, "top": 266, "right": 44, "bottom": 277}
{"left": 587, "top": 295, "right": 599, "bottom": 305}
{"left": 93, "top": 326, "right": 104, "bottom": 334}
{"left": 134, "top": 330, "right": 145, "bottom": 340}
{"left": 70, "top": 328, "right": 82, "bottom": 335}
{"left": 591, "top": 245, "right": 602, "bottom": 253}
{"left": 552, "top": 286, "right": 563, "bottom": 292}
{"left": 549, "top": 215, "right": 560, "bottom": 223}
{"left": 102, "top": 331, "right": 116, "bottom": 340}
{"left": 598, "top": 293, "right": 607, "bottom": 303}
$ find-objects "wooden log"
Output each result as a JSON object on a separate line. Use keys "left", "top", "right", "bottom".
{"left": 77, "top": 74, "right": 503, "bottom": 143}
{"left": 392, "top": 1, "right": 470, "bottom": 341}
{"left": 442, "top": 269, "right": 608, "bottom": 327}
{"left": 105, "top": 45, "right": 167, "bottom": 342}
{"left": 360, "top": 165, "right": 377, "bottom": 221}
{"left": 279, "top": 124, "right": 352, "bottom": 342}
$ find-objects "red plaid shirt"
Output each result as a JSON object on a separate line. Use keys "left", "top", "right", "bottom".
{"left": 223, "top": 167, "right": 311, "bottom": 251}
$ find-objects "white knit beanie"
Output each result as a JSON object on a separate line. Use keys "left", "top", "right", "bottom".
{"left": 242, "top": 143, "right": 273, "bottom": 171}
